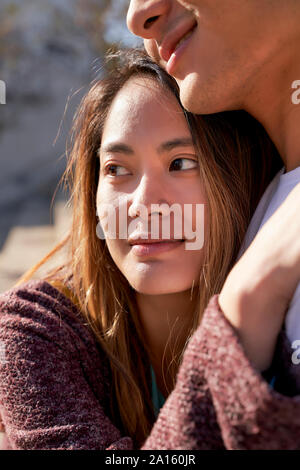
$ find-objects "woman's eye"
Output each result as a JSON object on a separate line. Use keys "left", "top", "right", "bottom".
{"left": 170, "top": 158, "right": 199, "bottom": 172}
{"left": 105, "top": 164, "right": 130, "bottom": 177}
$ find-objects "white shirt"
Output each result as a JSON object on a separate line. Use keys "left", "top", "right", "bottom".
{"left": 237, "top": 165, "right": 300, "bottom": 344}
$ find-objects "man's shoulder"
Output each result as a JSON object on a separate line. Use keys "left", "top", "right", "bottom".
{"left": 237, "top": 168, "right": 285, "bottom": 260}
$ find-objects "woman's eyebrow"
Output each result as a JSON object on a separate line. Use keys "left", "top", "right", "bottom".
{"left": 99, "top": 138, "right": 194, "bottom": 157}
{"left": 100, "top": 143, "right": 134, "bottom": 155}
{"left": 157, "top": 138, "right": 194, "bottom": 154}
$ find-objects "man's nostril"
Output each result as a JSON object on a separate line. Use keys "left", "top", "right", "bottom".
{"left": 144, "top": 15, "right": 160, "bottom": 30}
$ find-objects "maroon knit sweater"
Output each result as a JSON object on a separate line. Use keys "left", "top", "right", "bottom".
{"left": 0, "top": 279, "right": 299, "bottom": 450}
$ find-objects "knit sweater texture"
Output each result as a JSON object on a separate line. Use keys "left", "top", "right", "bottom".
{"left": 0, "top": 279, "right": 299, "bottom": 450}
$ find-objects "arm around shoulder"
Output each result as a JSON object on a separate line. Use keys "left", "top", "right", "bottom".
{"left": 142, "top": 295, "right": 300, "bottom": 450}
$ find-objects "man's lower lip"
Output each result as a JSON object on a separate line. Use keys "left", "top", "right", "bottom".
{"left": 166, "top": 30, "right": 194, "bottom": 75}
{"left": 131, "top": 241, "right": 184, "bottom": 256}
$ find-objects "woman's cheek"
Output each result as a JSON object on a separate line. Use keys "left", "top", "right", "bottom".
{"left": 97, "top": 186, "right": 124, "bottom": 227}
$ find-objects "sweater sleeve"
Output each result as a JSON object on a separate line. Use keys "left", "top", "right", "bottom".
{"left": 0, "top": 281, "right": 133, "bottom": 450}
{"left": 142, "top": 295, "right": 300, "bottom": 450}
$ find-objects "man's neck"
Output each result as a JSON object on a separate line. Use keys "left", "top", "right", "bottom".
{"left": 244, "top": 39, "right": 300, "bottom": 172}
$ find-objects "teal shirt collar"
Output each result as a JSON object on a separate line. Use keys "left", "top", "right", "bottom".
{"left": 150, "top": 365, "right": 166, "bottom": 417}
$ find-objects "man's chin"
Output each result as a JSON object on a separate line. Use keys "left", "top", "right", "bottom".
{"left": 177, "top": 77, "right": 223, "bottom": 115}
{"left": 180, "top": 95, "right": 200, "bottom": 114}
{"left": 178, "top": 86, "right": 202, "bottom": 114}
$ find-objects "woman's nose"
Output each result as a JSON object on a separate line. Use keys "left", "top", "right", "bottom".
{"left": 128, "top": 175, "right": 169, "bottom": 220}
{"left": 127, "top": 0, "right": 170, "bottom": 40}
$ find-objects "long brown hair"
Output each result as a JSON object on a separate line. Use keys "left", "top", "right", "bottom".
{"left": 14, "top": 48, "right": 282, "bottom": 447}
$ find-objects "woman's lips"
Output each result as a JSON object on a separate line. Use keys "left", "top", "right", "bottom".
{"left": 130, "top": 240, "right": 185, "bottom": 257}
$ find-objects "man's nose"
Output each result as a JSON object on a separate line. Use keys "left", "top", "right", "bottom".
{"left": 127, "top": 0, "right": 170, "bottom": 40}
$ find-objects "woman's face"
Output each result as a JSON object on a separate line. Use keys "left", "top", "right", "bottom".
{"left": 97, "top": 75, "right": 207, "bottom": 295}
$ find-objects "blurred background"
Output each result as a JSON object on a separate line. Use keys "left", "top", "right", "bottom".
{"left": 0, "top": 0, "right": 142, "bottom": 293}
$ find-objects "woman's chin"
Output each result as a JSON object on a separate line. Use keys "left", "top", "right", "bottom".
{"left": 128, "top": 278, "right": 192, "bottom": 296}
